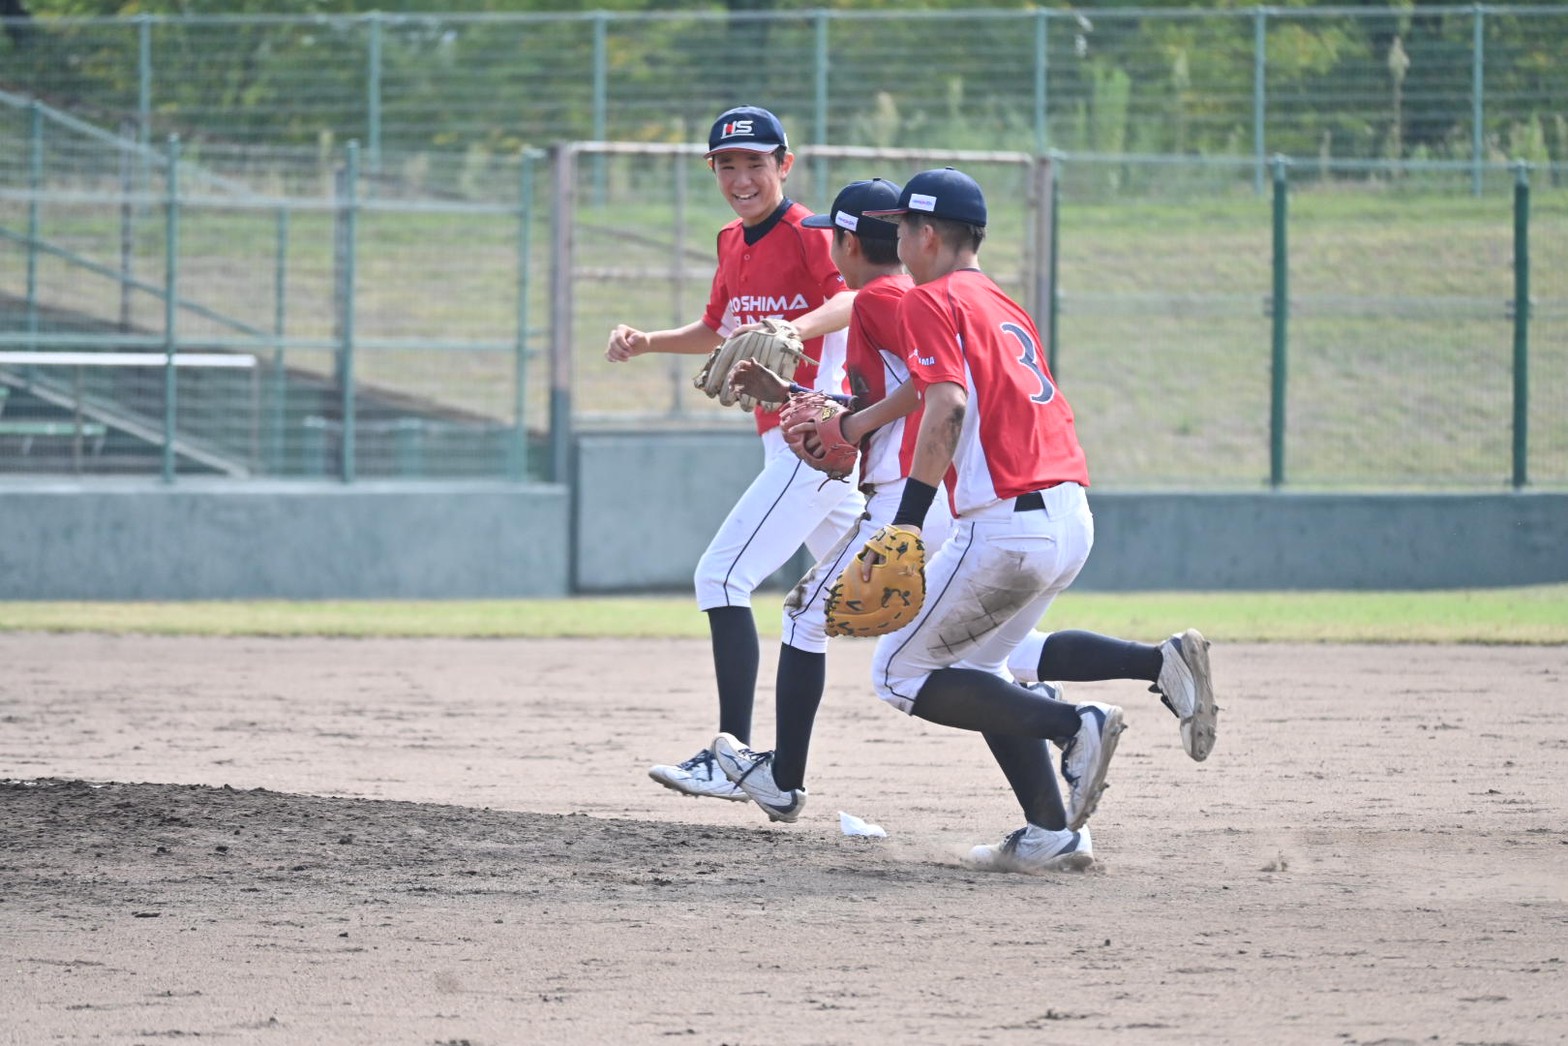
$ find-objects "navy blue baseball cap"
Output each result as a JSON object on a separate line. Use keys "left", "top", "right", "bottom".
{"left": 705, "top": 105, "right": 789, "bottom": 158}
{"left": 800, "top": 178, "right": 902, "bottom": 241}
{"left": 864, "top": 167, "right": 987, "bottom": 228}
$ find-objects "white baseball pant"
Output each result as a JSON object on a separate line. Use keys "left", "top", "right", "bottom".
{"left": 695, "top": 428, "right": 866, "bottom": 611}
{"left": 871, "top": 482, "right": 1094, "bottom": 714}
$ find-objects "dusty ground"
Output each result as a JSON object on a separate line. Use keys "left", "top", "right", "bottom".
{"left": 1, "top": 634, "right": 1565, "bottom": 1046}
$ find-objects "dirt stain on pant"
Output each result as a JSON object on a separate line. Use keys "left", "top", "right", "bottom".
{"left": 933, "top": 557, "right": 1042, "bottom": 659}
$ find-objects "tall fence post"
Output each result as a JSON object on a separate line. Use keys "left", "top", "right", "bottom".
{"left": 813, "top": 10, "right": 830, "bottom": 198}
{"left": 550, "top": 143, "right": 579, "bottom": 592}
{"left": 1033, "top": 9, "right": 1050, "bottom": 155}
{"left": 1048, "top": 151, "right": 1062, "bottom": 378}
{"left": 511, "top": 150, "right": 536, "bottom": 481}
{"left": 548, "top": 143, "right": 575, "bottom": 488}
{"left": 269, "top": 207, "right": 289, "bottom": 475}
{"left": 137, "top": 15, "right": 152, "bottom": 161}
{"left": 1253, "top": 7, "right": 1268, "bottom": 196}
{"left": 25, "top": 101, "right": 41, "bottom": 347}
{"left": 1032, "top": 154, "right": 1055, "bottom": 373}
{"left": 118, "top": 120, "right": 136, "bottom": 333}
{"left": 367, "top": 11, "right": 383, "bottom": 179}
{"left": 340, "top": 142, "right": 359, "bottom": 483}
{"left": 1511, "top": 160, "right": 1530, "bottom": 489}
{"left": 1471, "top": 4, "right": 1485, "bottom": 197}
{"left": 591, "top": 11, "right": 607, "bottom": 207}
{"left": 670, "top": 150, "right": 689, "bottom": 416}
{"left": 1269, "top": 155, "right": 1289, "bottom": 488}
{"left": 162, "top": 134, "right": 180, "bottom": 485}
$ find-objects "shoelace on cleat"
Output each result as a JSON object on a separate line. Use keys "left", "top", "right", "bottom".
{"left": 678, "top": 750, "right": 716, "bottom": 772}
{"left": 733, "top": 748, "right": 775, "bottom": 786}
{"left": 999, "top": 827, "right": 1028, "bottom": 854}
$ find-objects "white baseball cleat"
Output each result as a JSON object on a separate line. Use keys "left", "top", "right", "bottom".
{"left": 1060, "top": 702, "right": 1125, "bottom": 831}
{"left": 648, "top": 748, "right": 749, "bottom": 802}
{"left": 1155, "top": 628, "right": 1218, "bottom": 762}
{"left": 711, "top": 732, "right": 806, "bottom": 823}
{"left": 964, "top": 824, "right": 1094, "bottom": 874}
{"left": 1025, "top": 680, "right": 1067, "bottom": 702}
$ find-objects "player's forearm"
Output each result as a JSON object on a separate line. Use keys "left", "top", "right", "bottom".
{"left": 892, "top": 382, "right": 964, "bottom": 530}
{"left": 841, "top": 380, "right": 920, "bottom": 443}
{"left": 787, "top": 290, "right": 855, "bottom": 342}
{"left": 647, "top": 320, "right": 725, "bottom": 355}
{"left": 907, "top": 382, "right": 964, "bottom": 487}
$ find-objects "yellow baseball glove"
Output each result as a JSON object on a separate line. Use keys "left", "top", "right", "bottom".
{"left": 824, "top": 525, "right": 926, "bottom": 638}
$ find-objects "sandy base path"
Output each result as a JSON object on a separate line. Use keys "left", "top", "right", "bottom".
{"left": 2, "top": 634, "right": 1566, "bottom": 1045}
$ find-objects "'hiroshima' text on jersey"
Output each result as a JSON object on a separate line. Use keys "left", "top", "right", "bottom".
{"left": 702, "top": 199, "right": 850, "bottom": 435}
{"left": 727, "top": 293, "right": 812, "bottom": 322}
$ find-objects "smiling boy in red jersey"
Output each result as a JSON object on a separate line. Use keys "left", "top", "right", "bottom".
{"left": 709, "top": 178, "right": 955, "bottom": 821}
{"left": 605, "top": 106, "right": 864, "bottom": 802}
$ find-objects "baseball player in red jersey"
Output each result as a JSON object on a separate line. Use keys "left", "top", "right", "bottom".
{"left": 605, "top": 105, "right": 865, "bottom": 801}
{"left": 709, "top": 178, "right": 955, "bottom": 821}
{"left": 854, "top": 167, "right": 1123, "bottom": 873}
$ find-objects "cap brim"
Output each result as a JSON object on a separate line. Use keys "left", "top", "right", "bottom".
{"left": 704, "top": 143, "right": 784, "bottom": 158}
{"left": 799, "top": 214, "right": 835, "bottom": 228}
{"left": 861, "top": 207, "right": 908, "bottom": 218}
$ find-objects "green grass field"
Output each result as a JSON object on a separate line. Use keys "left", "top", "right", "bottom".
{"left": 2, "top": 585, "right": 1564, "bottom": 643}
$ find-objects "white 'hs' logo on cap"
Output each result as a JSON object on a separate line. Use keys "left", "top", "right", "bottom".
{"left": 722, "top": 120, "right": 754, "bottom": 138}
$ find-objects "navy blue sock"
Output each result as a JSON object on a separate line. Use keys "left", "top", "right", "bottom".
{"left": 707, "top": 606, "right": 759, "bottom": 744}
{"left": 770, "top": 643, "right": 825, "bottom": 791}
{"left": 983, "top": 733, "right": 1067, "bottom": 830}
{"left": 910, "top": 667, "right": 1080, "bottom": 739}
{"left": 1039, "top": 630, "right": 1162, "bottom": 683}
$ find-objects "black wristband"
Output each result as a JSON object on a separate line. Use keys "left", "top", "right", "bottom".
{"left": 892, "top": 478, "right": 939, "bottom": 529}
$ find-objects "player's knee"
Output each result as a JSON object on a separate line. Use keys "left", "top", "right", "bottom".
{"left": 781, "top": 607, "right": 829, "bottom": 654}
{"left": 869, "top": 647, "right": 922, "bottom": 714}
{"left": 694, "top": 557, "right": 749, "bottom": 611}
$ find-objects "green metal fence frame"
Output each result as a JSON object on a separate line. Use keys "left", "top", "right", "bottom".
{"left": 0, "top": 114, "right": 1551, "bottom": 488}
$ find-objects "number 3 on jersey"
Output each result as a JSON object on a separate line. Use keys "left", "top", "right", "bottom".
{"left": 1002, "top": 322, "right": 1056, "bottom": 405}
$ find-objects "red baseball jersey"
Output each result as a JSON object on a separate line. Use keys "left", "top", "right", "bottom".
{"left": 899, "top": 268, "right": 1090, "bottom": 515}
{"left": 844, "top": 272, "right": 922, "bottom": 486}
{"left": 702, "top": 201, "right": 849, "bottom": 435}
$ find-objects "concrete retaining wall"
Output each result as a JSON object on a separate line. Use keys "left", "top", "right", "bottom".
{"left": 1, "top": 431, "right": 1562, "bottom": 599}
{"left": 0, "top": 481, "right": 570, "bottom": 599}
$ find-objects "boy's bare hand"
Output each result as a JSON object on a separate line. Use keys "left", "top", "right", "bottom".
{"left": 728, "top": 358, "right": 790, "bottom": 406}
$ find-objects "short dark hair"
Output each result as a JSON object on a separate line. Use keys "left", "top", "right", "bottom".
{"left": 707, "top": 146, "right": 789, "bottom": 171}
{"left": 835, "top": 228, "right": 901, "bottom": 266}
{"left": 905, "top": 212, "right": 985, "bottom": 253}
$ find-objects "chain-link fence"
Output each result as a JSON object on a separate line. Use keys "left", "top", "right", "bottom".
{"left": 0, "top": 9, "right": 1564, "bottom": 489}
{"left": 0, "top": 98, "right": 550, "bottom": 480}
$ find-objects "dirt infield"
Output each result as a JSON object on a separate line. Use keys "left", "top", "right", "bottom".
{"left": 2, "top": 634, "right": 1565, "bottom": 1045}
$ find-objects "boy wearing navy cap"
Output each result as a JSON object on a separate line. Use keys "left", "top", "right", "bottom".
{"left": 849, "top": 166, "right": 1122, "bottom": 872}
{"left": 605, "top": 106, "right": 865, "bottom": 803}
{"left": 712, "top": 177, "right": 956, "bottom": 821}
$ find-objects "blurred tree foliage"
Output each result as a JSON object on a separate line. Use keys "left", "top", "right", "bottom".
{"left": 2, "top": 0, "right": 1563, "bottom": 166}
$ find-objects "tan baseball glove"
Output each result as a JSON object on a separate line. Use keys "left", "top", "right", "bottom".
{"left": 824, "top": 525, "right": 926, "bottom": 638}
{"left": 693, "top": 318, "right": 807, "bottom": 411}
{"left": 779, "top": 391, "right": 859, "bottom": 481}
